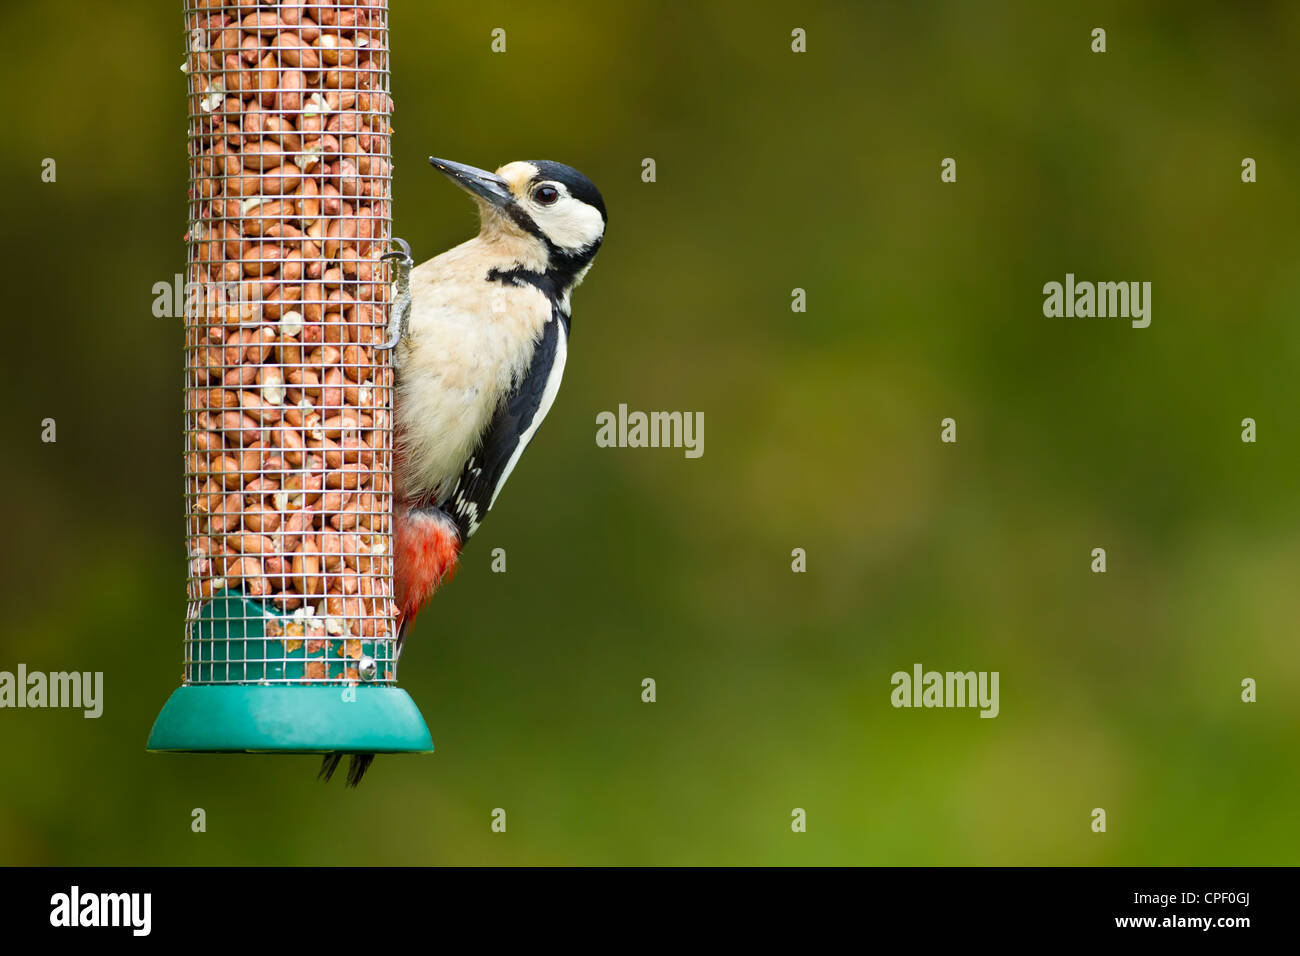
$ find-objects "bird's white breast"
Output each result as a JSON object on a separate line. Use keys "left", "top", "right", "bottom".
{"left": 396, "top": 239, "right": 553, "bottom": 499}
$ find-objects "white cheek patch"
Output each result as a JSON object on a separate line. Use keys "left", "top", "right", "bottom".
{"left": 536, "top": 198, "right": 605, "bottom": 251}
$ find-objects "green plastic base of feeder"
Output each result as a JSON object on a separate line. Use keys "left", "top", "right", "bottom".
{"left": 149, "top": 590, "right": 431, "bottom": 754}
{"left": 148, "top": 685, "right": 434, "bottom": 753}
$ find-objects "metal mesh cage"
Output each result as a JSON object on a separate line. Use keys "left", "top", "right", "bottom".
{"left": 181, "top": 0, "right": 397, "bottom": 686}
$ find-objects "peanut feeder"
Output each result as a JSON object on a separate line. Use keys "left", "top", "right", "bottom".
{"left": 149, "top": 0, "right": 432, "bottom": 757}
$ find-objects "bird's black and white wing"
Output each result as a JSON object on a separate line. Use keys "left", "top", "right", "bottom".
{"left": 438, "top": 314, "right": 568, "bottom": 539}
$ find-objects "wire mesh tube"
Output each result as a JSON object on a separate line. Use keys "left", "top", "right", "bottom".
{"left": 181, "top": 1, "right": 397, "bottom": 686}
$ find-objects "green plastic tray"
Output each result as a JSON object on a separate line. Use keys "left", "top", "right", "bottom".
{"left": 148, "top": 590, "right": 432, "bottom": 754}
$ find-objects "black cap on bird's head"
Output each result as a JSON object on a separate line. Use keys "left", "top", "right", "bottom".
{"left": 429, "top": 157, "right": 607, "bottom": 262}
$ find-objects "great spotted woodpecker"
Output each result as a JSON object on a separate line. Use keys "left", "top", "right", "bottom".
{"left": 320, "top": 158, "right": 607, "bottom": 785}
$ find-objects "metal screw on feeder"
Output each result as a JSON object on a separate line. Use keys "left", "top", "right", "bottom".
{"left": 358, "top": 656, "right": 378, "bottom": 681}
{"left": 149, "top": 0, "right": 432, "bottom": 760}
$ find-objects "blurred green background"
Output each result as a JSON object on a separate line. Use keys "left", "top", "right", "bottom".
{"left": 1, "top": 0, "right": 1298, "bottom": 865}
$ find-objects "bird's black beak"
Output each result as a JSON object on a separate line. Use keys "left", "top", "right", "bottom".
{"left": 429, "top": 157, "right": 514, "bottom": 207}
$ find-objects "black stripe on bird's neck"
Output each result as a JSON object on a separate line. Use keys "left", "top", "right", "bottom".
{"left": 544, "top": 238, "right": 602, "bottom": 291}
{"left": 487, "top": 265, "right": 557, "bottom": 300}
{"left": 487, "top": 237, "right": 599, "bottom": 311}
{"left": 499, "top": 205, "right": 602, "bottom": 291}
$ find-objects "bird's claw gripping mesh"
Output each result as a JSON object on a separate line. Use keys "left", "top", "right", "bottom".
{"left": 377, "top": 238, "right": 413, "bottom": 350}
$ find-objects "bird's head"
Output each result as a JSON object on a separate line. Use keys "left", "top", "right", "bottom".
{"left": 429, "top": 156, "right": 606, "bottom": 292}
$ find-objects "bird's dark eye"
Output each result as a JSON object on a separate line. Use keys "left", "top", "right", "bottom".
{"left": 533, "top": 185, "right": 560, "bottom": 205}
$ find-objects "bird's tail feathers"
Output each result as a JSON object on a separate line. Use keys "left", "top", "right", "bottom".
{"left": 346, "top": 754, "right": 375, "bottom": 787}
{"left": 318, "top": 752, "right": 376, "bottom": 787}
{"left": 318, "top": 753, "right": 343, "bottom": 783}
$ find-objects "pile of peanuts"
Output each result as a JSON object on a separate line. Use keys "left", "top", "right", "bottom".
{"left": 181, "top": 1, "right": 397, "bottom": 659}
